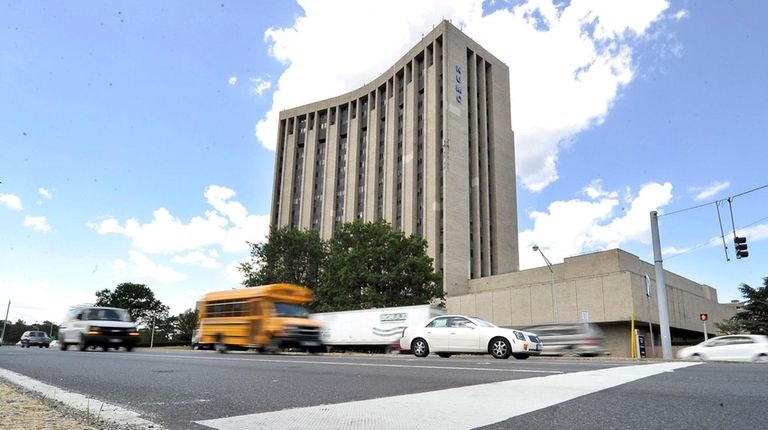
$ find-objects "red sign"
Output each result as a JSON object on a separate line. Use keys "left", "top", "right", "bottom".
{"left": 700, "top": 313, "right": 708, "bottom": 321}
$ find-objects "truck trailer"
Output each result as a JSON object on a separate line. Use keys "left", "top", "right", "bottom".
{"left": 311, "top": 304, "right": 444, "bottom": 352}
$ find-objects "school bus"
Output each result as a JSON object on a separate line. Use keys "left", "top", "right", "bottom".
{"left": 195, "top": 283, "right": 323, "bottom": 353}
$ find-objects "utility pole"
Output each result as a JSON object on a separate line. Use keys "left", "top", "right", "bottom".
{"left": 1, "top": 300, "right": 9, "bottom": 345}
{"left": 650, "top": 211, "right": 673, "bottom": 360}
{"left": 644, "top": 274, "right": 657, "bottom": 358}
{"left": 533, "top": 245, "right": 558, "bottom": 322}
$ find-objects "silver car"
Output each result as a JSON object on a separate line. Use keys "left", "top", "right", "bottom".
{"left": 20, "top": 331, "right": 52, "bottom": 348}
{"left": 523, "top": 322, "right": 608, "bottom": 357}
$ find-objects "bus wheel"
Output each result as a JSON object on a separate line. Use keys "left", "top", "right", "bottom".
{"left": 214, "top": 334, "right": 228, "bottom": 353}
{"left": 259, "top": 340, "right": 280, "bottom": 354}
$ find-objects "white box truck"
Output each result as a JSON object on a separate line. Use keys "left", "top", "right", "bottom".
{"left": 311, "top": 305, "right": 444, "bottom": 352}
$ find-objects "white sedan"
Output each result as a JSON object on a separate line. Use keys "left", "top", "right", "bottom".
{"left": 399, "top": 315, "right": 542, "bottom": 359}
{"left": 677, "top": 334, "right": 768, "bottom": 362}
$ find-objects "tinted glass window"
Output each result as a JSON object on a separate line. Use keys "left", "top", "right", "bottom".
{"left": 427, "top": 317, "right": 450, "bottom": 328}
{"left": 274, "top": 302, "right": 309, "bottom": 318}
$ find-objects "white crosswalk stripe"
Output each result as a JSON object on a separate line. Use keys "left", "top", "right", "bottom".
{"left": 196, "top": 361, "right": 699, "bottom": 430}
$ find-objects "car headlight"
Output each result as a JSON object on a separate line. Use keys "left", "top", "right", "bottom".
{"left": 513, "top": 331, "right": 525, "bottom": 341}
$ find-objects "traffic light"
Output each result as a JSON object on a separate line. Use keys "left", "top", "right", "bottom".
{"left": 734, "top": 236, "right": 748, "bottom": 259}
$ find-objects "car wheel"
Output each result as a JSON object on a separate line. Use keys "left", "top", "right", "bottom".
{"left": 562, "top": 349, "right": 580, "bottom": 358}
{"left": 512, "top": 353, "right": 530, "bottom": 360}
{"left": 125, "top": 345, "right": 134, "bottom": 352}
{"left": 754, "top": 354, "right": 768, "bottom": 362}
{"left": 690, "top": 353, "right": 704, "bottom": 361}
{"left": 78, "top": 337, "right": 87, "bottom": 352}
{"left": 436, "top": 352, "right": 452, "bottom": 358}
{"left": 490, "top": 337, "right": 511, "bottom": 359}
{"left": 411, "top": 338, "right": 429, "bottom": 357}
{"left": 60, "top": 341, "right": 68, "bottom": 351}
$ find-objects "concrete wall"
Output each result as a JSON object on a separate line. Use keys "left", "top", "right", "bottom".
{"left": 447, "top": 248, "right": 737, "bottom": 357}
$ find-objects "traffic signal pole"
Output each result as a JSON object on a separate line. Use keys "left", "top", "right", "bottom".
{"left": 650, "top": 211, "right": 673, "bottom": 360}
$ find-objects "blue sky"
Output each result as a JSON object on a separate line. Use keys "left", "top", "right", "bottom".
{"left": 1, "top": 0, "right": 766, "bottom": 325}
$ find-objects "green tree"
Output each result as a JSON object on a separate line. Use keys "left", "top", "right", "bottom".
{"left": 732, "top": 277, "right": 768, "bottom": 334}
{"left": 714, "top": 318, "right": 745, "bottom": 335}
{"left": 172, "top": 308, "right": 198, "bottom": 342}
{"left": 316, "top": 220, "right": 443, "bottom": 312}
{"left": 95, "top": 282, "right": 169, "bottom": 325}
{"left": 239, "top": 225, "right": 326, "bottom": 290}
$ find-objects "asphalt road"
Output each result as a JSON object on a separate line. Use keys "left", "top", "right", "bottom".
{"left": 1, "top": 347, "right": 766, "bottom": 429}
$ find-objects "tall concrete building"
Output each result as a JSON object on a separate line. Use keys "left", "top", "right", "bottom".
{"left": 270, "top": 21, "right": 518, "bottom": 296}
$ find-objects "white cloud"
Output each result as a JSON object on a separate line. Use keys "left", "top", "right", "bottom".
{"left": 690, "top": 181, "right": 730, "bottom": 201}
{"left": 673, "top": 9, "right": 689, "bottom": 21}
{"left": 519, "top": 181, "right": 673, "bottom": 269}
{"left": 249, "top": 77, "right": 272, "bottom": 96}
{"left": 38, "top": 187, "right": 52, "bottom": 199}
{"left": 228, "top": 76, "right": 238, "bottom": 85}
{"left": 255, "top": 0, "right": 671, "bottom": 192}
{"left": 113, "top": 251, "right": 188, "bottom": 284}
{"left": 24, "top": 215, "right": 51, "bottom": 233}
{"left": 172, "top": 250, "right": 221, "bottom": 269}
{"left": 0, "top": 193, "right": 23, "bottom": 211}
{"left": 583, "top": 180, "right": 618, "bottom": 199}
{"left": 0, "top": 280, "right": 94, "bottom": 325}
{"left": 738, "top": 223, "right": 768, "bottom": 242}
{"left": 92, "top": 185, "right": 270, "bottom": 269}
{"left": 223, "top": 260, "right": 246, "bottom": 284}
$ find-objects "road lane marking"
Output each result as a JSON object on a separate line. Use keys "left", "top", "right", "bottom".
{"left": 0, "top": 368, "right": 164, "bottom": 429}
{"left": 195, "top": 361, "right": 700, "bottom": 430}
{"left": 124, "top": 352, "right": 566, "bottom": 374}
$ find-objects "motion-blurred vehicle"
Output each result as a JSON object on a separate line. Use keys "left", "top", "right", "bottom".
{"left": 399, "top": 315, "right": 542, "bottom": 359}
{"left": 20, "top": 331, "right": 52, "bottom": 348}
{"left": 522, "top": 322, "right": 608, "bottom": 357}
{"left": 59, "top": 306, "right": 140, "bottom": 352}
{"left": 49, "top": 339, "right": 60, "bottom": 348}
{"left": 195, "top": 283, "right": 323, "bottom": 353}
{"left": 677, "top": 334, "right": 768, "bottom": 362}
{"left": 311, "top": 304, "right": 444, "bottom": 352}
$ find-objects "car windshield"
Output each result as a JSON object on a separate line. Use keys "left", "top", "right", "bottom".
{"left": 84, "top": 308, "right": 132, "bottom": 322}
{"left": 468, "top": 317, "right": 497, "bottom": 328}
{"left": 274, "top": 302, "right": 309, "bottom": 318}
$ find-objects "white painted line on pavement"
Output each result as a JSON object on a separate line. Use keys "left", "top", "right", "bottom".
{"left": 195, "top": 361, "right": 700, "bottom": 430}
{"left": 127, "top": 352, "right": 566, "bottom": 374}
{"left": 0, "top": 368, "right": 164, "bottom": 429}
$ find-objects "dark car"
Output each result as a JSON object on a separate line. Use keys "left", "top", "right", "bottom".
{"left": 20, "top": 331, "right": 52, "bottom": 348}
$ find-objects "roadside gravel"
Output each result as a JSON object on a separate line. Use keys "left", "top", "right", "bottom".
{"left": 0, "top": 378, "right": 99, "bottom": 430}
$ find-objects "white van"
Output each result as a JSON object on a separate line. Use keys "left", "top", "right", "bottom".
{"left": 59, "top": 306, "right": 140, "bottom": 352}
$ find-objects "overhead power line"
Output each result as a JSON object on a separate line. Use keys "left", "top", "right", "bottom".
{"left": 660, "top": 183, "right": 768, "bottom": 218}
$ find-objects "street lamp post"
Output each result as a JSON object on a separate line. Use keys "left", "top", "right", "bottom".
{"left": 533, "top": 245, "right": 558, "bottom": 322}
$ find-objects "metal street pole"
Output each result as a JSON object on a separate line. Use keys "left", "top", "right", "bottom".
{"left": 533, "top": 245, "right": 558, "bottom": 322}
{"left": 650, "top": 211, "right": 673, "bottom": 360}
{"left": 644, "top": 274, "right": 657, "bottom": 359}
{"left": 150, "top": 314, "right": 156, "bottom": 348}
{"left": 1, "top": 300, "right": 9, "bottom": 345}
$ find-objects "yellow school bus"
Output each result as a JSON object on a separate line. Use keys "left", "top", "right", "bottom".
{"left": 195, "top": 283, "right": 323, "bottom": 353}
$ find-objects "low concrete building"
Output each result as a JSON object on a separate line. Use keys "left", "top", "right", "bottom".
{"left": 447, "top": 248, "right": 737, "bottom": 357}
